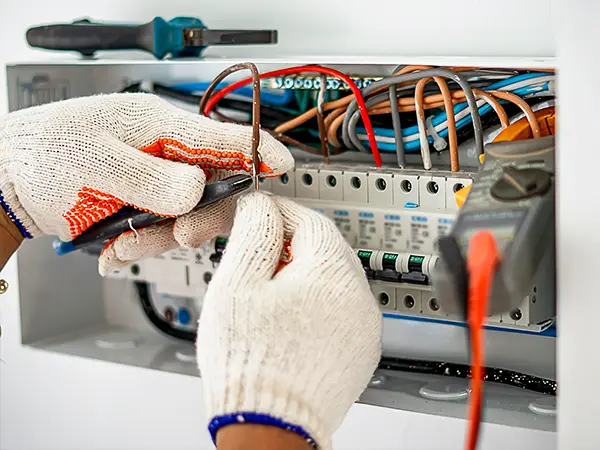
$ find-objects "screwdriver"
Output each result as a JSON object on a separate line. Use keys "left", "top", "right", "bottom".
{"left": 53, "top": 174, "right": 253, "bottom": 255}
{"left": 26, "top": 17, "right": 277, "bottom": 59}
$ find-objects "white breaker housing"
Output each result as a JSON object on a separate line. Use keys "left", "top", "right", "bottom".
{"left": 106, "top": 164, "right": 555, "bottom": 333}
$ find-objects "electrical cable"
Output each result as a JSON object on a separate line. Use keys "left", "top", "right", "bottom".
{"left": 199, "top": 63, "right": 262, "bottom": 191}
{"left": 415, "top": 77, "right": 458, "bottom": 171}
{"left": 341, "top": 68, "right": 484, "bottom": 157}
{"left": 200, "top": 65, "right": 383, "bottom": 167}
{"left": 169, "top": 81, "right": 294, "bottom": 106}
{"left": 135, "top": 278, "right": 557, "bottom": 400}
{"left": 377, "top": 357, "right": 556, "bottom": 397}
{"left": 465, "top": 231, "right": 500, "bottom": 450}
{"left": 389, "top": 83, "right": 405, "bottom": 167}
{"left": 123, "top": 82, "right": 294, "bottom": 129}
{"left": 351, "top": 88, "right": 552, "bottom": 152}
{"left": 316, "top": 73, "right": 329, "bottom": 163}
{"left": 472, "top": 89, "right": 510, "bottom": 129}
{"left": 266, "top": 72, "right": 552, "bottom": 138}
{"left": 135, "top": 282, "right": 196, "bottom": 342}
{"left": 488, "top": 90, "right": 541, "bottom": 138}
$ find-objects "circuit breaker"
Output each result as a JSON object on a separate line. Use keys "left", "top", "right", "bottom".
{"left": 8, "top": 59, "right": 557, "bottom": 433}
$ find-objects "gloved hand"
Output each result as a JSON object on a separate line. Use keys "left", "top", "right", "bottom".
{"left": 196, "top": 193, "right": 382, "bottom": 450}
{"left": 0, "top": 93, "right": 293, "bottom": 274}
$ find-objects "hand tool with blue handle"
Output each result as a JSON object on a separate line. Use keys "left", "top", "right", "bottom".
{"left": 26, "top": 17, "right": 278, "bottom": 59}
{"left": 53, "top": 174, "right": 253, "bottom": 256}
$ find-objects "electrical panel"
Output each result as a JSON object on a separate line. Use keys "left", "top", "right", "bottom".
{"left": 8, "top": 59, "right": 558, "bottom": 431}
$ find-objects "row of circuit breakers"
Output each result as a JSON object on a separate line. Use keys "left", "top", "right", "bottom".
{"left": 106, "top": 164, "right": 555, "bottom": 334}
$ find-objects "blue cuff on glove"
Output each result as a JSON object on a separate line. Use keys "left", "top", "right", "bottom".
{"left": 0, "top": 189, "right": 31, "bottom": 239}
{"left": 208, "top": 412, "right": 317, "bottom": 449}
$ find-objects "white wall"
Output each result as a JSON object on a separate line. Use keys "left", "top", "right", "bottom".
{"left": 0, "top": 1, "right": 564, "bottom": 449}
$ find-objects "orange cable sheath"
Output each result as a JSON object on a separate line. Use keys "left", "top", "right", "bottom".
{"left": 472, "top": 90, "right": 510, "bottom": 129}
{"left": 415, "top": 77, "right": 459, "bottom": 171}
{"left": 488, "top": 90, "right": 541, "bottom": 138}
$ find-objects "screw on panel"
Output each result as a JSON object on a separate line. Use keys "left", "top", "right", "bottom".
{"left": 427, "top": 181, "right": 439, "bottom": 194}
{"left": 453, "top": 183, "right": 465, "bottom": 193}
{"left": 302, "top": 173, "right": 313, "bottom": 185}
{"left": 429, "top": 297, "right": 440, "bottom": 311}
{"left": 510, "top": 308, "right": 523, "bottom": 321}
{"left": 203, "top": 272, "right": 213, "bottom": 285}
{"left": 0, "top": 279, "right": 7, "bottom": 294}
{"left": 404, "top": 295, "right": 415, "bottom": 309}
{"left": 379, "top": 292, "right": 390, "bottom": 306}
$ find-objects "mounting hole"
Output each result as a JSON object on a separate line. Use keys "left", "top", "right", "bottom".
{"left": 453, "top": 183, "right": 465, "bottom": 193}
{"left": 404, "top": 295, "right": 415, "bottom": 309}
{"left": 351, "top": 176, "right": 362, "bottom": 189}
{"left": 429, "top": 298, "right": 440, "bottom": 311}
{"left": 326, "top": 175, "right": 337, "bottom": 187}
{"left": 533, "top": 286, "right": 537, "bottom": 293}
{"left": 375, "top": 178, "right": 387, "bottom": 191}
{"left": 379, "top": 292, "right": 390, "bottom": 306}
{"left": 427, "top": 181, "right": 439, "bottom": 195}
{"left": 280, "top": 173, "right": 289, "bottom": 185}
{"left": 532, "top": 295, "right": 537, "bottom": 304}
{"left": 203, "top": 272, "right": 213, "bottom": 285}
{"left": 510, "top": 309, "right": 523, "bottom": 321}
{"left": 401, "top": 180, "right": 412, "bottom": 193}
{"left": 302, "top": 173, "right": 313, "bottom": 186}
{"left": 130, "top": 264, "right": 140, "bottom": 276}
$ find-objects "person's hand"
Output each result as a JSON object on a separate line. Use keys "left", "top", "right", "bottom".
{"left": 0, "top": 93, "right": 293, "bottom": 274}
{"left": 196, "top": 193, "right": 382, "bottom": 450}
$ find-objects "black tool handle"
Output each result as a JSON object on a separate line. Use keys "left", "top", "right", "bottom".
{"left": 70, "top": 175, "right": 252, "bottom": 249}
{"left": 26, "top": 20, "right": 154, "bottom": 56}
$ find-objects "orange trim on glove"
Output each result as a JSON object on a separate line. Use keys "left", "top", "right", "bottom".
{"left": 64, "top": 138, "right": 274, "bottom": 239}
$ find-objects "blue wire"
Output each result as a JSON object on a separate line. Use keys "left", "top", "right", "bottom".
{"left": 169, "top": 82, "right": 294, "bottom": 106}
{"left": 352, "top": 85, "right": 552, "bottom": 152}
{"left": 484, "top": 72, "right": 553, "bottom": 90}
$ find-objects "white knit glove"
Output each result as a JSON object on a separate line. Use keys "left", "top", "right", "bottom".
{"left": 0, "top": 93, "right": 293, "bottom": 274}
{"left": 196, "top": 193, "right": 382, "bottom": 450}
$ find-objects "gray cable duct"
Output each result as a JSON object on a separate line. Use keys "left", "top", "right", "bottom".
{"left": 342, "top": 68, "right": 484, "bottom": 159}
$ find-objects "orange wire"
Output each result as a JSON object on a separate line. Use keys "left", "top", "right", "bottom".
{"left": 415, "top": 77, "right": 459, "bottom": 171}
{"left": 274, "top": 66, "right": 474, "bottom": 135}
{"left": 488, "top": 90, "right": 541, "bottom": 138}
{"left": 465, "top": 231, "right": 500, "bottom": 450}
{"left": 472, "top": 90, "right": 510, "bottom": 129}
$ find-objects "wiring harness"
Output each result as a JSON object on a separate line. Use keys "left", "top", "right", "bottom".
{"left": 126, "top": 65, "right": 554, "bottom": 172}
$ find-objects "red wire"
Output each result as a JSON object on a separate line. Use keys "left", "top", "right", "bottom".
{"left": 202, "top": 65, "right": 383, "bottom": 167}
{"left": 465, "top": 231, "right": 499, "bottom": 450}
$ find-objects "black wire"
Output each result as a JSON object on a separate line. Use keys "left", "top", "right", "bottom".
{"left": 378, "top": 357, "right": 556, "bottom": 396}
{"left": 133, "top": 280, "right": 557, "bottom": 397}
{"left": 121, "top": 82, "right": 296, "bottom": 128}
{"left": 135, "top": 282, "right": 196, "bottom": 342}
